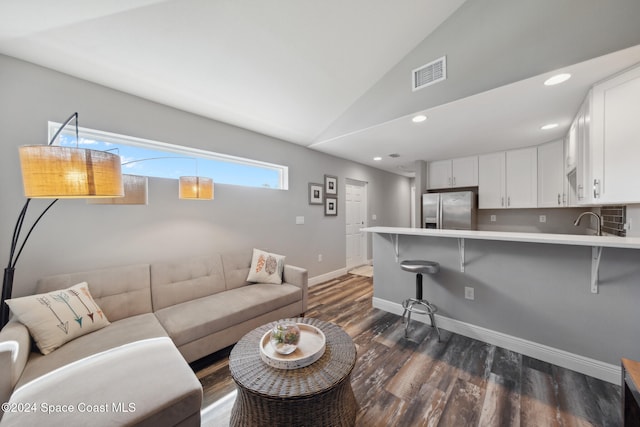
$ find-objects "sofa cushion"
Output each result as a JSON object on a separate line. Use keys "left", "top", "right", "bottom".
{"left": 247, "top": 248, "right": 285, "bottom": 284}
{"left": 37, "top": 264, "right": 152, "bottom": 322}
{"left": 221, "top": 250, "right": 252, "bottom": 290}
{"left": 14, "top": 313, "right": 168, "bottom": 390}
{"left": 154, "top": 283, "right": 302, "bottom": 347}
{"left": 6, "top": 282, "right": 110, "bottom": 355}
{"left": 2, "top": 337, "right": 202, "bottom": 427}
{"left": 151, "top": 255, "right": 226, "bottom": 310}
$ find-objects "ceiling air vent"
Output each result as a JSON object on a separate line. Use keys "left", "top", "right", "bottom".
{"left": 412, "top": 56, "right": 446, "bottom": 91}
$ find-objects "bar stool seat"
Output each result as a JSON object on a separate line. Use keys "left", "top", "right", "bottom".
{"left": 400, "top": 260, "right": 440, "bottom": 275}
{"left": 400, "top": 260, "right": 440, "bottom": 341}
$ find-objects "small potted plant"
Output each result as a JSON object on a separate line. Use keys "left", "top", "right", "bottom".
{"left": 269, "top": 322, "right": 301, "bottom": 355}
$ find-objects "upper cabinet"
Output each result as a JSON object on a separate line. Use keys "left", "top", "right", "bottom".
{"left": 478, "top": 147, "right": 537, "bottom": 209}
{"left": 588, "top": 64, "right": 640, "bottom": 204}
{"left": 427, "top": 156, "right": 478, "bottom": 189}
{"left": 565, "top": 117, "right": 577, "bottom": 174}
{"left": 478, "top": 152, "right": 505, "bottom": 208}
{"left": 574, "top": 96, "right": 592, "bottom": 204}
{"left": 506, "top": 147, "right": 538, "bottom": 208}
{"left": 538, "top": 140, "right": 566, "bottom": 208}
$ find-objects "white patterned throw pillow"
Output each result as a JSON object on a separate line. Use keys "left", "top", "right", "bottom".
{"left": 6, "top": 282, "right": 110, "bottom": 355}
{"left": 247, "top": 249, "right": 285, "bottom": 284}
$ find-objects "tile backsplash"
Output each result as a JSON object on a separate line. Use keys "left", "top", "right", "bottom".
{"left": 601, "top": 205, "right": 626, "bottom": 237}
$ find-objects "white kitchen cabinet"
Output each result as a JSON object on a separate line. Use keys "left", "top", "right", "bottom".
{"left": 478, "top": 147, "right": 537, "bottom": 209}
{"left": 478, "top": 152, "right": 506, "bottom": 208}
{"left": 565, "top": 116, "right": 577, "bottom": 174}
{"left": 575, "top": 96, "right": 593, "bottom": 204}
{"left": 427, "top": 160, "right": 453, "bottom": 189}
{"left": 564, "top": 136, "right": 578, "bottom": 207}
{"left": 589, "top": 64, "right": 640, "bottom": 204}
{"left": 506, "top": 147, "right": 538, "bottom": 208}
{"left": 538, "top": 140, "right": 566, "bottom": 207}
{"left": 427, "top": 156, "right": 478, "bottom": 189}
{"left": 452, "top": 156, "right": 479, "bottom": 187}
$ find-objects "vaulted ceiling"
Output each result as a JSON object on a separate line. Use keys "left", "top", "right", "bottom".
{"left": 2, "top": 0, "right": 640, "bottom": 176}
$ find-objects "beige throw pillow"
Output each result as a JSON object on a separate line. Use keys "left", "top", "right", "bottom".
{"left": 6, "top": 282, "right": 110, "bottom": 355}
{"left": 247, "top": 249, "right": 285, "bottom": 284}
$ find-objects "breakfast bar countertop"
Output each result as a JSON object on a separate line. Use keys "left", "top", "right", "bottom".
{"left": 361, "top": 226, "right": 640, "bottom": 250}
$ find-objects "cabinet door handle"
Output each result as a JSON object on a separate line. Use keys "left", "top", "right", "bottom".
{"left": 593, "top": 179, "right": 600, "bottom": 199}
{"left": 453, "top": 177, "right": 456, "bottom": 186}
{"left": 501, "top": 197, "right": 504, "bottom": 207}
{"left": 578, "top": 184, "right": 583, "bottom": 200}
{"left": 557, "top": 194, "right": 561, "bottom": 205}
{"left": 448, "top": 177, "right": 452, "bottom": 186}
{"left": 562, "top": 193, "right": 566, "bottom": 205}
{"left": 507, "top": 196, "right": 511, "bottom": 207}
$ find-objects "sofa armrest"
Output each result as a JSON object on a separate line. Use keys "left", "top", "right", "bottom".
{"left": 0, "top": 321, "right": 31, "bottom": 406}
{"left": 283, "top": 265, "right": 308, "bottom": 314}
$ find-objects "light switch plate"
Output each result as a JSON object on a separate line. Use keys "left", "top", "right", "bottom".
{"left": 295, "top": 216, "right": 304, "bottom": 225}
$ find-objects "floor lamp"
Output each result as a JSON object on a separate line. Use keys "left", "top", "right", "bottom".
{"left": 1, "top": 113, "right": 123, "bottom": 328}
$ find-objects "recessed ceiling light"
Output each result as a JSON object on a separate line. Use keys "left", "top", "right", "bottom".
{"left": 412, "top": 114, "right": 427, "bottom": 123}
{"left": 544, "top": 73, "right": 571, "bottom": 86}
{"left": 373, "top": 156, "right": 382, "bottom": 161}
{"left": 541, "top": 123, "right": 559, "bottom": 130}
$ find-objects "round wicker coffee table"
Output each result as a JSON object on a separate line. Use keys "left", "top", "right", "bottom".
{"left": 229, "top": 317, "right": 357, "bottom": 427}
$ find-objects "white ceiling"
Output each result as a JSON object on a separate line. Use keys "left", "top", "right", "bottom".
{"left": 1, "top": 0, "right": 640, "bottom": 177}
{"left": 0, "top": 0, "right": 466, "bottom": 144}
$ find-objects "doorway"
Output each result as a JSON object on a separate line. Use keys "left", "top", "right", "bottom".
{"left": 345, "top": 179, "right": 368, "bottom": 270}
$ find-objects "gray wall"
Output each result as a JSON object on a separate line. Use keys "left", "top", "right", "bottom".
{"left": 372, "top": 233, "right": 640, "bottom": 366}
{"left": 0, "top": 54, "right": 410, "bottom": 297}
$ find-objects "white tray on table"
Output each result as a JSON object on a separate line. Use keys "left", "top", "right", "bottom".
{"left": 259, "top": 323, "right": 326, "bottom": 370}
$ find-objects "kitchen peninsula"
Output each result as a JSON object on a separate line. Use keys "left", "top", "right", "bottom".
{"left": 364, "top": 226, "right": 640, "bottom": 384}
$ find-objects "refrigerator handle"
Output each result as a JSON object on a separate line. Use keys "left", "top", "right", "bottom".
{"left": 437, "top": 196, "right": 442, "bottom": 229}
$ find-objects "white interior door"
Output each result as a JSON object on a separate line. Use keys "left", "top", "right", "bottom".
{"left": 346, "top": 180, "right": 367, "bottom": 270}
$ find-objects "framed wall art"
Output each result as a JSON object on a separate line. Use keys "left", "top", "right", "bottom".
{"left": 325, "top": 197, "right": 337, "bottom": 216}
{"left": 324, "top": 175, "right": 338, "bottom": 196}
{"left": 308, "top": 183, "right": 323, "bottom": 205}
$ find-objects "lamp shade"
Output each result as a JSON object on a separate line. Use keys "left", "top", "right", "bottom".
{"left": 87, "top": 174, "right": 148, "bottom": 205}
{"left": 179, "top": 176, "right": 214, "bottom": 200}
{"left": 19, "top": 146, "right": 123, "bottom": 198}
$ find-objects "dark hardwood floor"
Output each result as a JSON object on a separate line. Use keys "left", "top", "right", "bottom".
{"left": 194, "top": 273, "right": 621, "bottom": 426}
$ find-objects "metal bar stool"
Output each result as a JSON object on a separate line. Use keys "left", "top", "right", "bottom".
{"left": 400, "top": 260, "right": 440, "bottom": 341}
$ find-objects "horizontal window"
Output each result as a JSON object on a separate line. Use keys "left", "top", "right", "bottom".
{"left": 50, "top": 123, "right": 288, "bottom": 190}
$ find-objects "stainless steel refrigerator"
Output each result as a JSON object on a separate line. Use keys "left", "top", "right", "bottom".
{"left": 422, "top": 191, "right": 477, "bottom": 230}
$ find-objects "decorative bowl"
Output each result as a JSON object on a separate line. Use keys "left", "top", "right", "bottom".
{"left": 269, "top": 322, "right": 301, "bottom": 355}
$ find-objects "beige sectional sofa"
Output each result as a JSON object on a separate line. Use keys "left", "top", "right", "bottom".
{"left": 0, "top": 250, "right": 308, "bottom": 426}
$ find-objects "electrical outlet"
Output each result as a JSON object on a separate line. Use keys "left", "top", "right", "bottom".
{"left": 318, "top": 254, "right": 322, "bottom": 262}
{"left": 464, "top": 286, "right": 475, "bottom": 300}
{"left": 539, "top": 215, "right": 546, "bottom": 223}
{"left": 295, "top": 216, "right": 304, "bottom": 225}
{"left": 490, "top": 215, "right": 496, "bottom": 222}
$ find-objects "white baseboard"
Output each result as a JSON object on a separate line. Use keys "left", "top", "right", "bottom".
{"left": 372, "top": 297, "right": 620, "bottom": 384}
{"left": 309, "top": 267, "right": 348, "bottom": 287}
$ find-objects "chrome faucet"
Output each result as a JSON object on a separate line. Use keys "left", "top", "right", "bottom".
{"left": 573, "top": 212, "right": 603, "bottom": 236}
